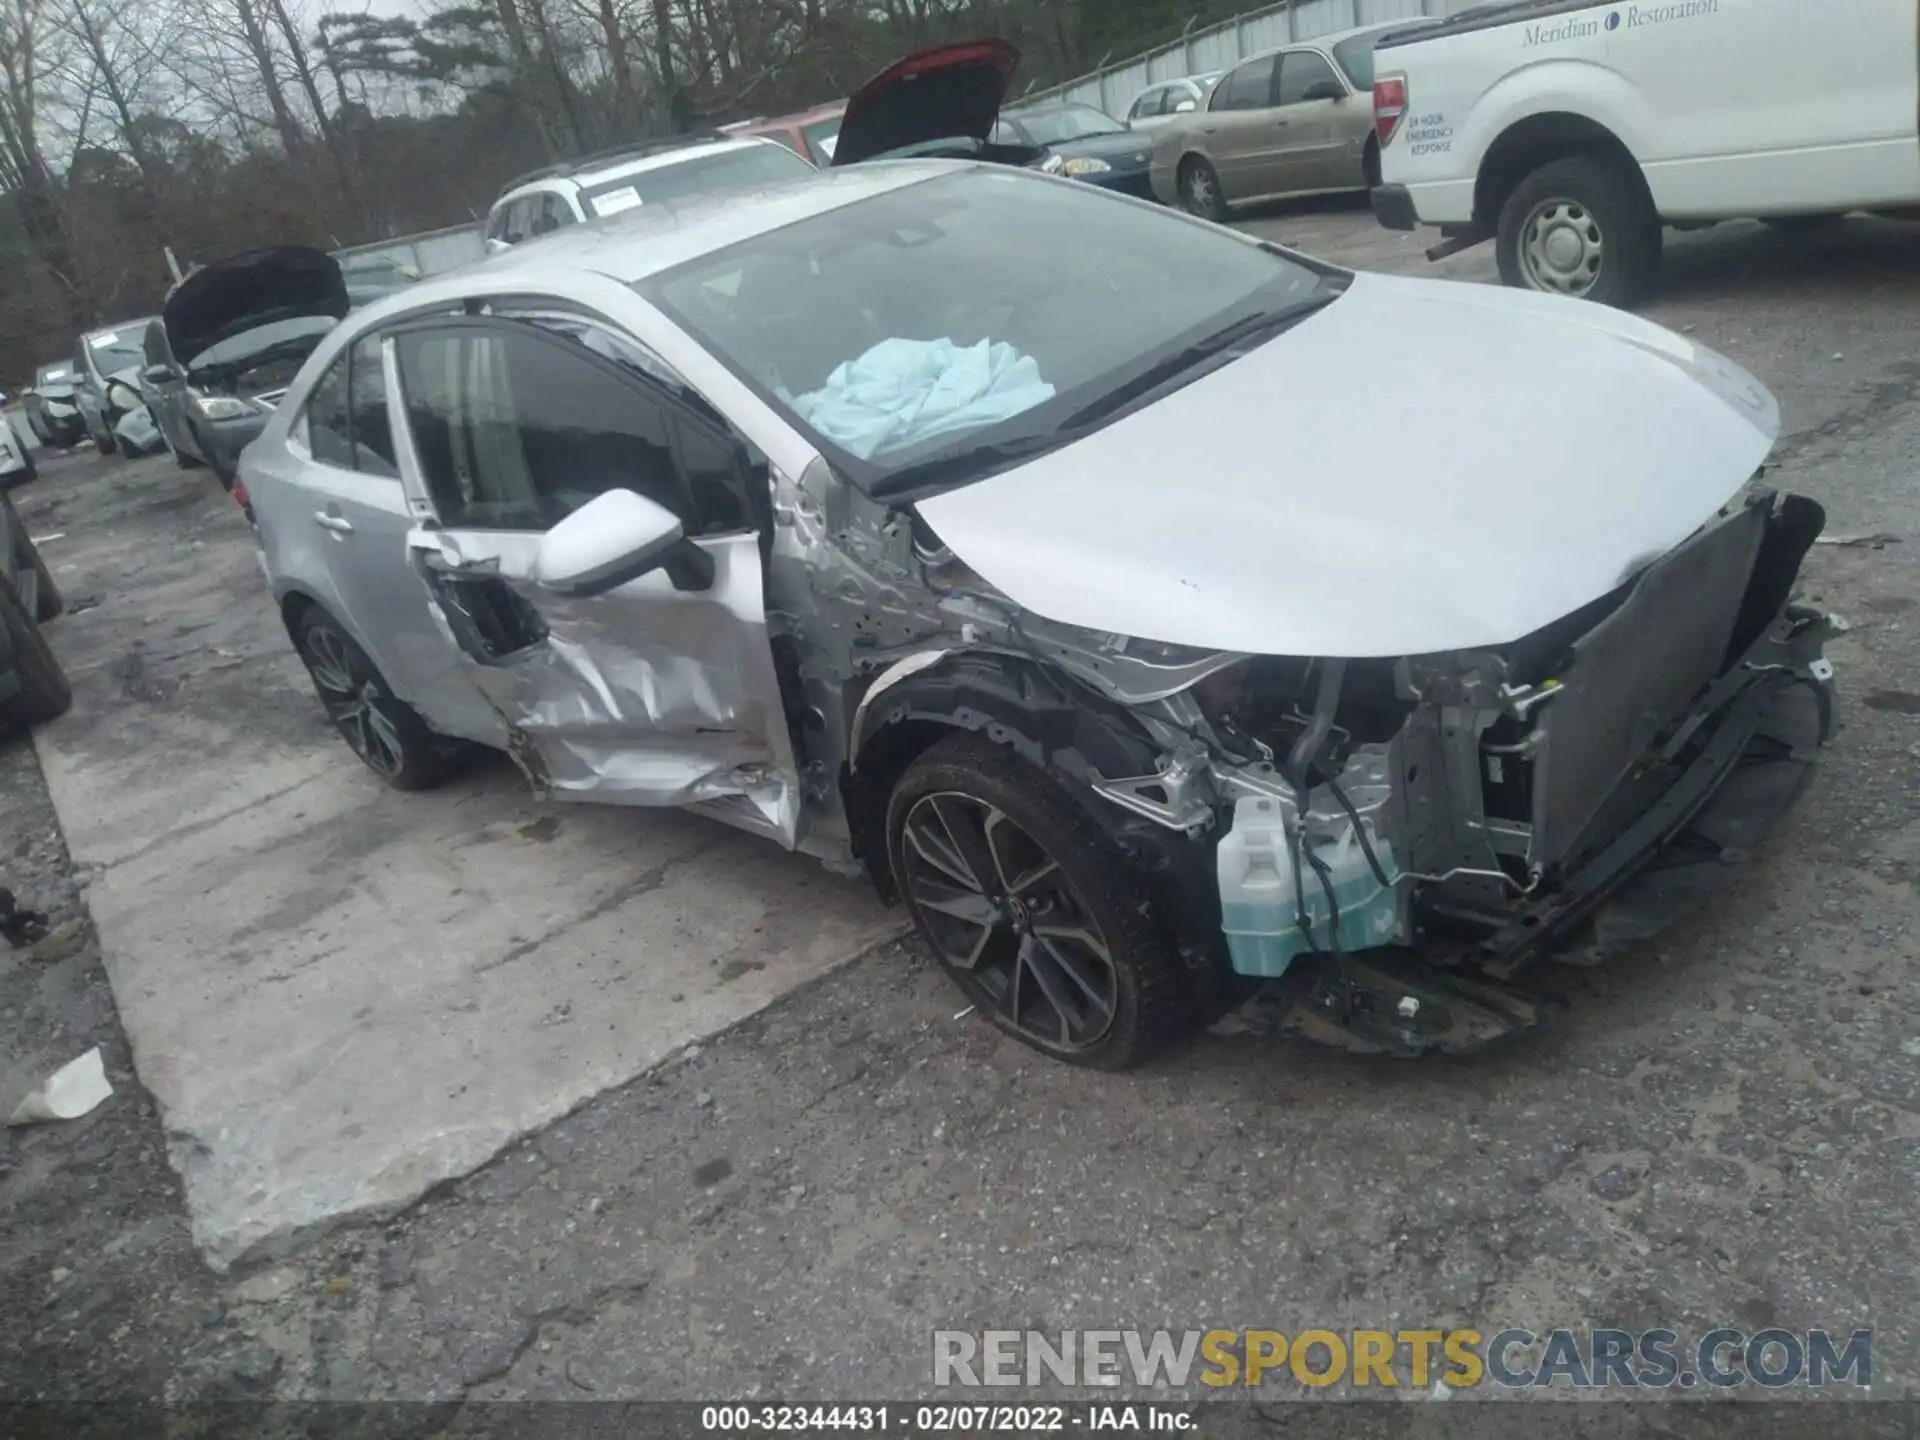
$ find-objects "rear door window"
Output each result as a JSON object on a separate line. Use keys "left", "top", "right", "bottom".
{"left": 305, "top": 354, "right": 354, "bottom": 468}
{"left": 346, "top": 336, "right": 399, "bottom": 477}
{"left": 1128, "top": 89, "right": 1164, "bottom": 121}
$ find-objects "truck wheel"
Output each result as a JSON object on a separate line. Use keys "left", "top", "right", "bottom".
{"left": 1496, "top": 155, "right": 1661, "bottom": 307}
{"left": 886, "top": 731, "right": 1193, "bottom": 1070}
{"left": 0, "top": 572, "right": 72, "bottom": 731}
{"left": 94, "top": 428, "right": 117, "bottom": 457}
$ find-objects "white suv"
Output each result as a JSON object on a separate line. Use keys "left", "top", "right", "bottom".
{"left": 483, "top": 135, "right": 816, "bottom": 252}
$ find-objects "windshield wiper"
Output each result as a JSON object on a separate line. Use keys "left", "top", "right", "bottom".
{"left": 867, "top": 430, "right": 1074, "bottom": 499}
{"left": 1059, "top": 289, "right": 1343, "bottom": 432}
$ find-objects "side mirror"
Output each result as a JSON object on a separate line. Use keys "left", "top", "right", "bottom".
{"left": 533, "top": 489, "right": 712, "bottom": 597}
{"left": 1301, "top": 80, "right": 1346, "bottom": 102}
{"left": 141, "top": 364, "right": 173, "bottom": 386}
{"left": 1174, "top": 99, "right": 1196, "bottom": 113}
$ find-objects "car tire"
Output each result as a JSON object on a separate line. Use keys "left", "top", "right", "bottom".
{"left": 0, "top": 568, "right": 72, "bottom": 733}
{"left": 94, "top": 428, "right": 116, "bottom": 457}
{"left": 293, "top": 608, "right": 456, "bottom": 791}
{"left": 1178, "top": 155, "right": 1229, "bottom": 222}
{"left": 1495, "top": 155, "right": 1662, "bottom": 308}
{"left": 885, "top": 731, "right": 1192, "bottom": 1071}
{"left": 163, "top": 425, "right": 204, "bottom": 470}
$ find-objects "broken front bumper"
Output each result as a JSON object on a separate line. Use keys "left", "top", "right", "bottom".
{"left": 1220, "top": 491, "right": 1835, "bottom": 1056}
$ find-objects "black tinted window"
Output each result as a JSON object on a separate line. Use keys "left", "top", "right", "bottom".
{"left": 675, "top": 423, "right": 752, "bottom": 535}
{"left": 1278, "top": 51, "right": 1342, "bottom": 105}
{"left": 306, "top": 353, "right": 353, "bottom": 468}
{"left": 1213, "top": 57, "right": 1276, "bottom": 112}
{"left": 396, "top": 322, "right": 685, "bottom": 532}
{"left": 346, "top": 335, "right": 398, "bottom": 477}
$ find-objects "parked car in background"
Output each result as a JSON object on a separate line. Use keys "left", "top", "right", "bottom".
{"left": 732, "top": 102, "right": 847, "bottom": 166}
{"left": 831, "top": 40, "right": 1049, "bottom": 169}
{"left": 0, "top": 406, "right": 33, "bottom": 488}
{"left": 1369, "top": 0, "right": 1920, "bottom": 306}
{"left": 483, "top": 135, "right": 817, "bottom": 252}
{"left": 244, "top": 159, "right": 1832, "bottom": 1071}
{"left": 995, "top": 102, "right": 1155, "bottom": 198}
{"left": 72, "top": 321, "right": 156, "bottom": 455}
{"left": 1150, "top": 19, "right": 1438, "bottom": 219}
{"left": 141, "top": 247, "right": 352, "bottom": 488}
{"left": 24, "top": 362, "right": 84, "bottom": 447}
{"left": 1123, "top": 73, "right": 1219, "bottom": 131}
{"left": 0, "top": 431, "right": 68, "bottom": 732}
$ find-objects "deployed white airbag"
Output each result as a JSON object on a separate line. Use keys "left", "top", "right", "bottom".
{"left": 788, "top": 337, "right": 1054, "bottom": 459}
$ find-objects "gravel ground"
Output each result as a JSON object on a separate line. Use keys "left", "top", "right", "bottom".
{"left": 4, "top": 209, "right": 1920, "bottom": 1430}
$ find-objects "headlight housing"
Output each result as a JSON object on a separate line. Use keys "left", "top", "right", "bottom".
{"left": 1056, "top": 156, "right": 1114, "bottom": 177}
{"left": 107, "top": 382, "right": 140, "bottom": 411}
{"left": 189, "top": 389, "right": 256, "bottom": 423}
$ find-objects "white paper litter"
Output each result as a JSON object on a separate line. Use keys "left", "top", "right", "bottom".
{"left": 9, "top": 1046, "right": 113, "bottom": 1125}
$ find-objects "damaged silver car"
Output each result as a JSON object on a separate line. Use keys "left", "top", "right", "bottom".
{"left": 242, "top": 161, "right": 1836, "bottom": 1068}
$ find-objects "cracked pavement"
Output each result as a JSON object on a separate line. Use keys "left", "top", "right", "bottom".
{"left": 4, "top": 205, "right": 1920, "bottom": 1421}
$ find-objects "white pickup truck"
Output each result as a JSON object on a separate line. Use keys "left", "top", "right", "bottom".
{"left": 1368, "top": 0, "right": 1920, "bottom": 305}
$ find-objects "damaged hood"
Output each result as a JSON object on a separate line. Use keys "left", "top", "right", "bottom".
{"left": 915, "top": 271, "right": 1780, "bottom": 658}
{"left": 833, "top": 39, "right": 1020, "bottom": 166}
{"left": 164, "top": 246, "right": 348, "bottom": 366}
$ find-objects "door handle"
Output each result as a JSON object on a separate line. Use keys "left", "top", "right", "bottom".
{"left": 314, "top": 511, "right": 353, "bottom": 535}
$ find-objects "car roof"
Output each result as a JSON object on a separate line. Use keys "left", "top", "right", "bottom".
{"left": 494, "top": 137, "right": 785, "bottom": 207}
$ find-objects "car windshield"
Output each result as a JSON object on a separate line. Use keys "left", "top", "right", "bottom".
{"left": 1332, "top": 24, "right": 1434, "bottom": 89}
{"left": 188, "top": 315, "right": 337, "bottom": 371}
{"left": 581, "top": 145, "right": 816, "bottom": 217}
{"left": 87, "top": 329, "right": 147, "bottom": 371}
{"left": 36, "top": 364, "right": 71, "bottom": 384}
{"left": 1013, "top": 105, "right": 1126, "bottom": 145}
{"left": 639, "top": 168, "right": 1328, "bottom": 495}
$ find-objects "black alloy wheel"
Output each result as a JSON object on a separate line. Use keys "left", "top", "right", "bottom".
{"left": 295, "top": 610, "right": 451, "bottom": 790}
{"left": 887, "top": 733, "right": 1191, "bottom": 1069}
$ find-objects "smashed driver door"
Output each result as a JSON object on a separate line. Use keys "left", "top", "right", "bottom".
{"left": 387, "top": 315, "right": 802, "bottom": 847}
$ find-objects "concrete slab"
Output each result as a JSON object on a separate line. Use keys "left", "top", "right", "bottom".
{"left": 25, "top": 458, "right": 903, "bottom": 1268}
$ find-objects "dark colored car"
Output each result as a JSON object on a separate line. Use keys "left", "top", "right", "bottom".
{"left": 24, "top": 362, "right": 85, "bottom": 448}
{"left": 0, "top": 446, "right": 69, "bottom": 733}
{"left": 831, "top": 40, "right": 1048, "bottom": 169}
{"left": 997, "top": 102, "right": 1156, "bottom": 198}
{"left": 141, "top": 247, "right": 351, "bottom": 488}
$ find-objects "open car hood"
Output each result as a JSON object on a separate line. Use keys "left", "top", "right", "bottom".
{"left": 915, "top": 271, "right": 1781, "bottom": 659}
{"left": 832, "top": 39, "right": 1019, "bottom": 166}
{"left": 163, "top": 247, "right": 348, "bottom": 365}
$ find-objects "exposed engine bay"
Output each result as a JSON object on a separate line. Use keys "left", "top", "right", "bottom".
{"left": 797, "top": 462, "right": 1835, "bottom": 1060}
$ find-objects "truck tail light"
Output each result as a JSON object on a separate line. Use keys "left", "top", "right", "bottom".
{"left": 1373, "top": 76, "right": 1407, "bottom": 146}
